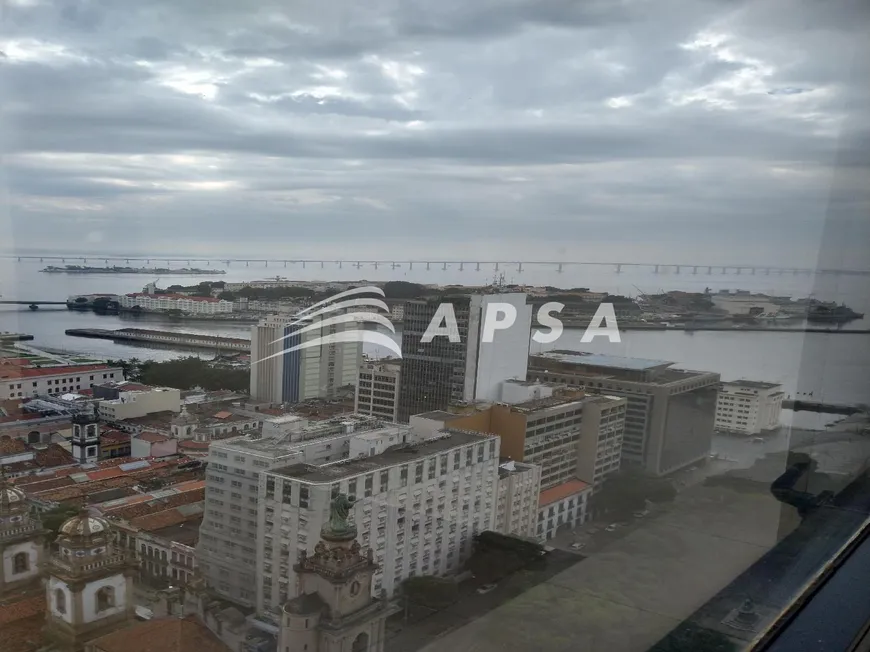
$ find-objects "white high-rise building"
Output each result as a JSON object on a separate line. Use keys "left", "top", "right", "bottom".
{"left": 256, "top": 429, "right": 501, "bottom": 614}
{"left": 250, "top": 313, "right": 362, "bottom": 404}
{"left": 196, "top": 414, "right": 396, "bottom": 606}
{"left": 495, "top": 460, "right": 541, "bottom": 539}
{"left": 715, "top": 380, "right": 784, "bottom": 435}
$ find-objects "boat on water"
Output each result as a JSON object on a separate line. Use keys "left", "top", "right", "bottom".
{"left": 806, "top": 303, "right": 864, "bottom": 323}
{"left": 42, "top": 265, "right": 225, "bottom": 275}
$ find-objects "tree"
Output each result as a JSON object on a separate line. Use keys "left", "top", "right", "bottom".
{"left": 382, "top": 281, "right": 425, "bottom": 299}
{"left": 41, "top": 505, "right": 79, "bottom": 542}
{"left": 217, "top": 291, "right": 236, "bottom": 301}
{"left": 402, "top": 576, "right": 459, "bottom": 609}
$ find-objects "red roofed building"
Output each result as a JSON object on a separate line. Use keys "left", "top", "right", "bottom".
{"left": 0, "top": 363, "right": 123, "bottom": 400}
{"left": 537, "top": 478, "right": 592, "bottom": 542}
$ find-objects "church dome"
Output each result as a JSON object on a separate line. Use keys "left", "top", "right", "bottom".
{"left": 59, "top": 510, "right": 111, "bottom": 539}
{"left": 0, "top": 483, "right": 26, "bottom": 514}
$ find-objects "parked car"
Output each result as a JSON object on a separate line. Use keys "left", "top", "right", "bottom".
{"left": 476, "top": 583, "right": 498, "bottom": 595}
{"left": 605, "top": 524, "right": 618, "bottom": 532}
{"left": 570, "top": 542, "right": 586, "bottom": 550}
{"left": 633, "top": 511, "right": 648, "bottom": 519}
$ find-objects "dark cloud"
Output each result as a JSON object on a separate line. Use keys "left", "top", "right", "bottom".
{"left": 0, "top": 0, "right": 867, "bottom": 262}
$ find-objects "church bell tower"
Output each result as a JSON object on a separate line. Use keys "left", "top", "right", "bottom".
{"left": 278, "top": 495, "right": 397, "bottom": 652}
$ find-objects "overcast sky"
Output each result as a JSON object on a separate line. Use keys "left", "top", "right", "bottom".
{"left": 1, "top": 0, "right": 867, "bottom": 267}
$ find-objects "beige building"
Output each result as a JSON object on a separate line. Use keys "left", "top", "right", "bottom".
{"left": 495, "top": 460, "right": 541, "bottom": 539}
{"left": 415, "top": 383, "right": 626, "bottom": 490}
{"left": 355, "top": 360, "right": 400, "bottom": 422}
{"left": 528, "top": 351, "right": 719, "bottom": 477}
{"left": 716, "top": 380, "right": 784, "bottom": 435}
{"left": 97, "top": 387, "right": 181, "bottom": 421}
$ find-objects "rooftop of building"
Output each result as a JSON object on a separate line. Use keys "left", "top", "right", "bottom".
{"left": 130, "top": 509, "right": 203, "bottom": 543}
{"left": 508, "top": 390, "right": 588, "bottom": 413}
{"left": 0, "top": 363, "right": 113, "bottom": 380}
{"left": 86, "top": 615, "right": 231, "bottom": 652}
{"left": 272, "top": 429, "right": 494, "bottom": 483}
{"left": 136, "top": 431, "right": 171, "bottom": 443}
{"left": 722, "top": 379, "right": 782, "bottom": 390}
{"left": 215, "top": 414, "right": 386, "bottom": 455}
{"left": 98, "top": 479, "right": 205, "bottom": 514}
{"left": 96, "top": 380, "right": 154, "bottom": 392}
{"left": 498, "top": 458, "right": 537, "bottom": 478}
{"left": 413, "top": 410, "right": 457, "bottom": 421}
{"left": 0, "top": 593, "right": 45, "bottom": 652}
{"left": 503, "top": 379, "right": 564, "bottom": 388}
{"left": 539, "top": 479, "right": 591, "bottom": 507}
{"left": 534, "top": 350, "right": 673, "bottom": 371}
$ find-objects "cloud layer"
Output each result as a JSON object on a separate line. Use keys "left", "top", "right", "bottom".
{"left": 1, "top": 0, "right": 868, "bottom": 266}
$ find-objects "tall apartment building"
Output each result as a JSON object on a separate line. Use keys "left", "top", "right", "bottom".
{"left": 495, "top": 459, "right": 541, "bottom": 539}
{"left": 528, "top": 351, "right": 720, "bottom": 476}
{"left": 196, "top": 414, "right": 391, "bottom": 606}
{"left": 417, "top": 381, "right": 626, "bottom": 490}
{"left": 257, "top": 429, "right": 501, "bottom": 613}
{"left": 716, "top": 380, "right": 784, "bottom": 435}
{"left": 397, "top": 293, "right": 532, "bottom": 422}
{"left": 355, "top": 360, "right": 400, "bottom": 422}
{"left": 250, "top": 313, "right": 362, "bottom": 404}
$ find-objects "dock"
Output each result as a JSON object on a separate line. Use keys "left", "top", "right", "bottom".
{"left": 0, "top": 332, "right": 34, "bottom": 343}
{"left": 65, "top": 328, "right": 251, "bottom": 352}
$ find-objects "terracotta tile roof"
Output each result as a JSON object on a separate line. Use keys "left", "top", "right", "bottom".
{"left": 136, "top": 432, "right": 170, "bottom": 443}
{"left": 212, "top": 411, "right": 232, "bottom": 419}
{"left": 538, "top": 479, "right": 591, "bottom": 507}
{"left": 100, "top": 430, "right": 130, "bottom": 444}
{"left": 87, "top": 467, "right": 125, "bottom": 481}
{"left": 178, "top": 440, "right": 210, "bottom": 450}
{"left": 0, "top": 364, "right": 113, "bottom": 380}
{"left": 87, "top": 615, "right": 230, "bottom": 652}
{"left": 0, "top": 594, "right": 46, "bottom": 652}
{"left": 130, "top": 507, "right": 203, "bottom": 532}
{"left": 105, "top": 487, "right": 205, "bottom": 520}
{"left": 0, "top": 436, "right": 28, "bottom": 456}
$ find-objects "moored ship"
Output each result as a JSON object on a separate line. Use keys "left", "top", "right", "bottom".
{"left": 42, "top": 265, "right": 225, "bottom": 275}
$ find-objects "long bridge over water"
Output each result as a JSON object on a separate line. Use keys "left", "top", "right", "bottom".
{"left": 2, "top": 254, "right": 870, "bottom": 277}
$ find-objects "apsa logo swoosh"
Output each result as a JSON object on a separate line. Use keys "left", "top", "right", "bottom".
{"left": 252, "top": 286, "right": 403, "bottom": 366}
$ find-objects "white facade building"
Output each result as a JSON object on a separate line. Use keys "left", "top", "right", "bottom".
{"left": 197, "top": 415, "right": 404, "bottom": 606}
{"left": 537, "top": 479, "right": 592, "bottom": 542}
{"left": 98, "top": 387, "right": 181, "bottom": 421}
{"left": 1, "top": 364, "right": 124, "bottom": 400}
{"left": 257, "top": 429, "right": 501, "bottom": 614}
{"left": 495, "top": 460, "right": 541, "bottom": 539}
{"left": 715, "top": 380, "right": 784, "bottom": 435}
{"left": 355, "top": 361, "right": 400, "bottom": 422}
{"left": 119, "top": 293, "right": 233, "bottom": 314}
{"left": 250, "top": 313, "right": 362, "bottom": 404}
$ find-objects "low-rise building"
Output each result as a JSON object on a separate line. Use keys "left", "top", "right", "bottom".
{"left": 131, "top": 432, "right": 178, "bottom": 459}
{"left": 97, "top": 386, "right": 181, "bottom": 421}
{"left": 355, "top": 360, "right": 401, "bottom": 422}
{"left": 119, "top": 293, "right": 233, "bottom": 314}
{"left": 0, "top": 363, "right": 123, "bottom": 400}
{"left": 495, "top": 459, "right": 541, "bottom": 539}
{"left": 537, "top": 479, "right": 592, "bottom": 542}
{"left": 257, "top": 428, "right": 501, "bottom": 613}
{"left": 716, "top": 380, "right": 784, "bottom": 435}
